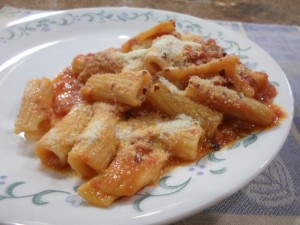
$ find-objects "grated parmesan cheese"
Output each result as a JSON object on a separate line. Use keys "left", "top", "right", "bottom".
{"left": 158, "top": 76, "right": 183, "bottom": 94}
{"left": 117, "top": 49, "right": 148, "bottom": 72}
{"left": 115, "top": 123, "right": 134, "bottom": 140}
{"left": 151, "top": 35, "right": 202, "bottom": 66}
{"left": 79, "top": 119, "right": 103, "bottom": 140}
{"left": 157, "top": 114, "right": 199, "bottom": 134}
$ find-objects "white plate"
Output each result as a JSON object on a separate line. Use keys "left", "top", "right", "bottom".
{"left": 0, "top": 7, "right": 293, "bottom": 225}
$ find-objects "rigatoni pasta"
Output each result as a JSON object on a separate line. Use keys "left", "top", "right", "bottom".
{"left": 15, "top": 77, "right": 54, "bottom": 140}
{"left": 14, "top": 20, "right": 285, "bottom": 208}
{"left": 77, "top": 48, "right": 123, "bottom": 83}
{"left": 68, "top": 102, "right": 120, "bottom": 178}
{"left": 147, "top": 77, "right": 222, "bottom": 137}
{"left": 156, "top": 115, "right": 205, "bottom": 161}
{"left": 77, "top": 175, "right": 120, "bottom": 208}
{"left": 144, "top": 35, "right": 202, "bottom": 75}
{"left": 35, "top": 103, "right": 92, "bottom": 168}
{"left": 99, "top": 134, "right": 169, "bottom": 196}
{"left": 186, "top": 76, "right": 274, "bottom": 126}
{"left": 81, "top": 70, "right": 152, "bottom": 107}
{"left": 159, "top": 55, "right": 239, "bottom": 88}
{"left": 120, "top": 20, "right": 176, "bottom": 53}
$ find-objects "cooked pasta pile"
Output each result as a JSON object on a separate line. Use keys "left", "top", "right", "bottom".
{"left": 15, "top": 20, "right": 284, "bottom": 207}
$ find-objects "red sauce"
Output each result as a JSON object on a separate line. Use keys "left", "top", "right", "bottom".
{"left": 50, "top": 49, "right": 286, "bottom": 183}
{"left": 255, "top": 83, "right": 277, "bottom": 104}
{"left": 199, "top": 101, "right": 286, "bottom": 160}
{"left": 184, "top": 39, "right": 225, "bottom": 65}
{"left": 52, "top": 67, "right": 83, "bottom": 117}
{"left": 211, "top": 118, "right": 261, "bottom": 147}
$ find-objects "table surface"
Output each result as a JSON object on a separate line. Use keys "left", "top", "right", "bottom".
{"left": 0, "top": 1, "right": 299, "bottom": 225}
{"left": 0, "top": 0, "right": 300, "bottom": 25}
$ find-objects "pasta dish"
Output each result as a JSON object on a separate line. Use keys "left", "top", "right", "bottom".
{"left": 14, "top": 20, "right": 285, "bottom": 207}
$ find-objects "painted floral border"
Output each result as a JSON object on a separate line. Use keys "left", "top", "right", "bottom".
{"left": 0, "top": 9, "right": 250, "bottom": 54}
{"left": 0, "top": 9, "right": 258, "bottom": 72}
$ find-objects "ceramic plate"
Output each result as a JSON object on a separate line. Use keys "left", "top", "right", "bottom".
{"left": 0, "top": 7, "right": 293, "bottom": 225}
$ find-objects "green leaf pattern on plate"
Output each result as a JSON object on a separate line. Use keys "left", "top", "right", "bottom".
{"left": 133, "top": 176, "right": 191, "bottom": 212}
{"left": 1, "top": 10, "right": 227, "bottom": 45}
{"left": 0, "top": 180, "right": 70, "bottom": 205}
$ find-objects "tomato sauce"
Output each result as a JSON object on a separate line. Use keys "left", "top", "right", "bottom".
{"left": 198, "top": 105, "right": 285, "bottom": 164}
{"left": 52, "top": 67, "right": 83, "bottom": 117}
{"left": 184, "top": 39, "right": 225, "bottom": 65}
{"left": 50, "top": 50, "right": 286, "bottom": 175}
{"left": 254, "top": 83, "right": 277, "bottom": 104}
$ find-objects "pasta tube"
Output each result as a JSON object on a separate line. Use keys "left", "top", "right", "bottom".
{"left": 81, "top": 70, "right": 152, "bottom": 107}
{"left": 77, "top": 175, "right": 120, "bottom": 208}
{"left": 156, "top": 115, "right": 205, "bottom": 161}
{"left": 143, "top": 35, "right": 202, "bottom": 75}
{"left": 159, "top": 55, "right": 239, "bottom": 85}
{"left": 99, "top": 132, "right": 169, "bottom": 196}
{"left": 78, "top": 48, "right": 123, "bottom": 83}
{"left": 186, "top": 76, "right": 275, "bottom": 126}
{"left": 71, "top": 54, "right": 95, "bottom": 76}
{"left": 68, "top": 102, "right": 120, "bottom": 178}
{"left": 146, "top": 77, "right": 223, "bottom": 137}
{"left": 78, "top": 140, "right": 169, "bottom": 207}
{"left": 15, "top": 77, "right": 54, "bottom": 140}
{"left": 117, "top": 114, "right": 204, "bottom": 161}
{"left": 121, "top": 20, "right": 176, "bottom": 53}
{"left": 35, "top": 103, "right": 92, "bottom": 169}
{"left": 160, "top": 55, "right": 255, "bottom": 97}
{"left": 78, "top": 115, "right": 203, "bottom": 207}
{"left": 143, "top": 54, "right": 168, "bottom": 75}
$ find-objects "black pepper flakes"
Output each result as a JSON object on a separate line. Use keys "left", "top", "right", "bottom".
{"left": 211, "top": 143, "right": 221, "bottom": 151}
{"left": 162, "top": 52, "right": 167, "bottom": 59}
{"left": 124, "top": 110, "right": 133, "bottom": 120}
{"left": 134, "top": 153, "right": 143, "bottom": 163}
